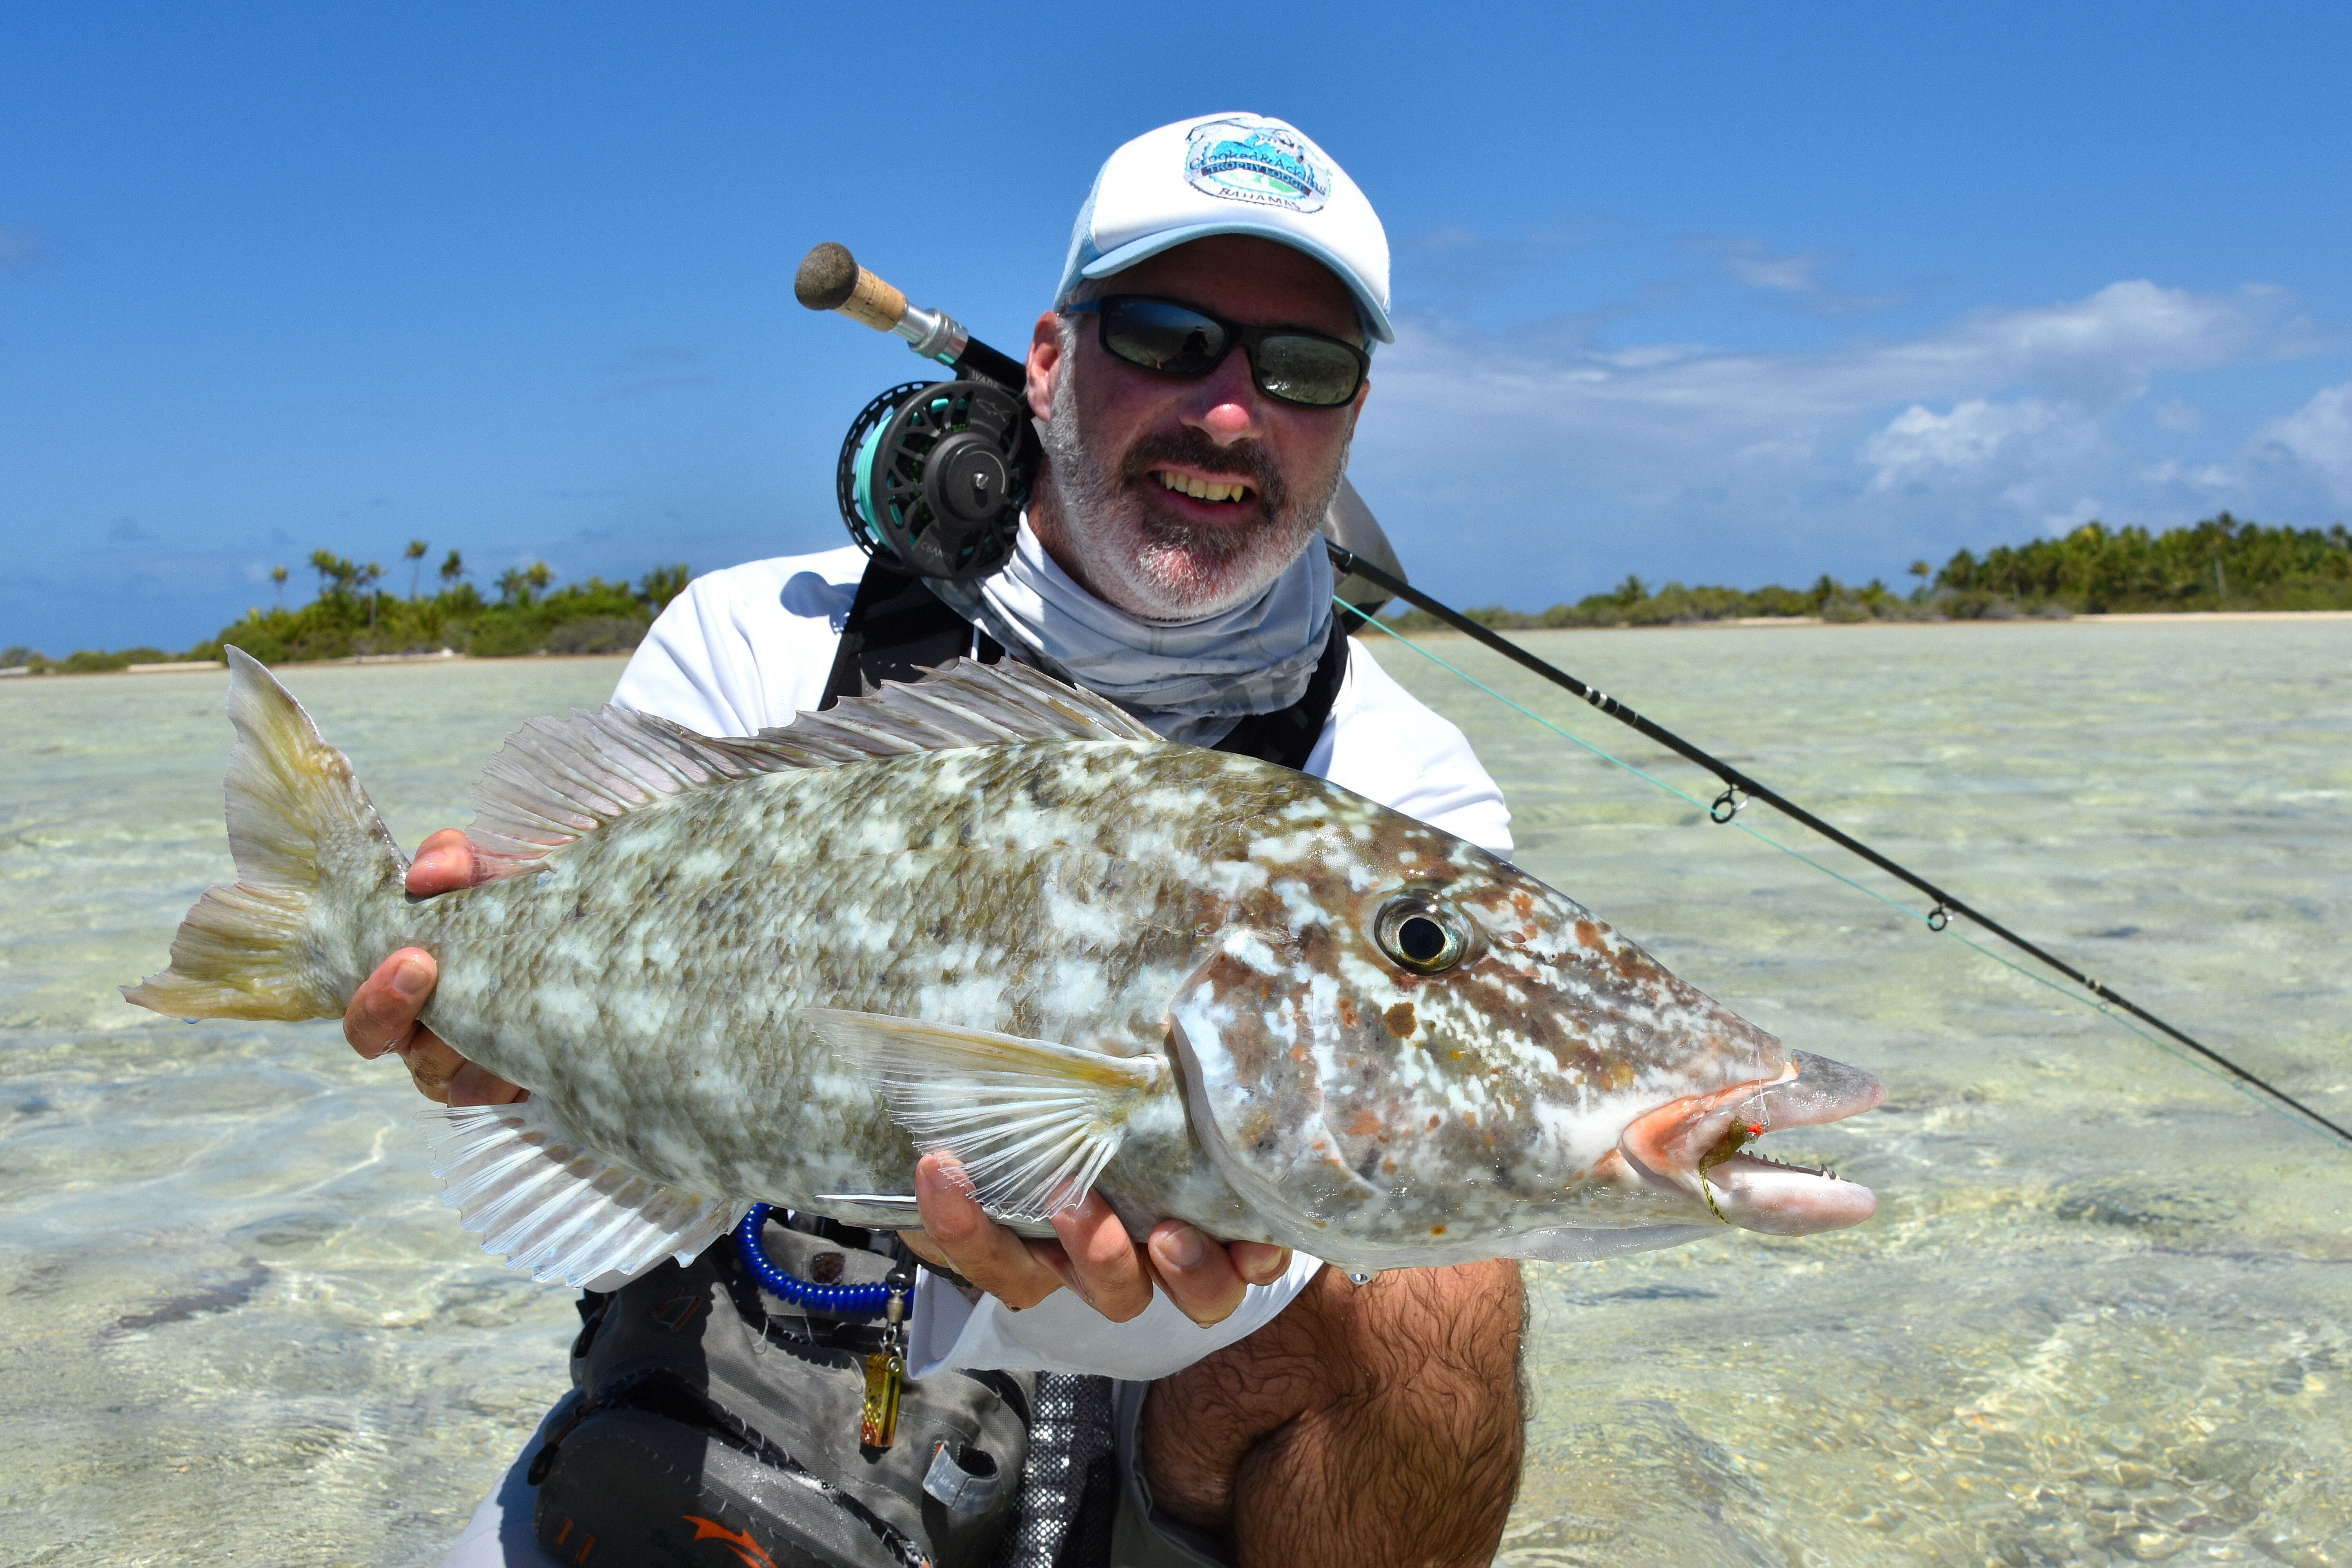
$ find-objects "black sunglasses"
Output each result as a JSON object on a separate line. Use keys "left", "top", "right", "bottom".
{"left": 1059, "top": 295, "right": 1369, "bottom": 409}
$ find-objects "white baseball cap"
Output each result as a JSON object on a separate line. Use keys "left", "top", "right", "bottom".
{"left": 1056, "top": 113, "right": 1393, "bottom": 345}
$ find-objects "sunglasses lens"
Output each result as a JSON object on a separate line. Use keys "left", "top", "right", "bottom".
{"left": 1252, "top": 335, "right": 1364, "bottom": 407}
{"left": 1101, "top": 299, "right": 1228, "bottom": 375}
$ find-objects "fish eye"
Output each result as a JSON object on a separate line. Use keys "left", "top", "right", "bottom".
{"left": 1374, "top": 895, "right": 1472, "bottom": 975}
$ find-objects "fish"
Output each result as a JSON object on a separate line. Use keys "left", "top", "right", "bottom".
{"left": 124, "top": 648, "right": 1884, "bottom": 1290}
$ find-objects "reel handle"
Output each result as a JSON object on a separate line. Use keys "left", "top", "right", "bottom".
{"left": 795, "top": 241, "right": 909, "bottom": 334}
{"left": 795, "top": 241, "right": 1029, "bottom": 392}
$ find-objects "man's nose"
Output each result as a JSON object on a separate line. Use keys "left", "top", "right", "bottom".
{"left": 1180, "top": 352, "right": 1267, "bottom": 446}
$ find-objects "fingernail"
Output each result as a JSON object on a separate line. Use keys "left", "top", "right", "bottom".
{"left": 1155, "top": 1225, "right": 1207, "bottom": 1271}
{"left": 390, "top": 955, "right": 430, "bottom": 999}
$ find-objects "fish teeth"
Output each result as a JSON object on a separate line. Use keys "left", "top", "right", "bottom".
{"left": 1743, "top": 1148, "right": 1835, "bottom": 1180}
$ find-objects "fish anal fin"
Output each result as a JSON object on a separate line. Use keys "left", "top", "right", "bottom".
{"left": 423, "top": 1100, "right": 742, "bottom": 1288}
{"left": 804, "top": 1008, "right": 1167, "bottom": 1223}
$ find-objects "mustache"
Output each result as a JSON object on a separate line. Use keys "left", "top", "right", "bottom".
{"left": 1117, "top": 428, "right": 1292, "bottom": 519}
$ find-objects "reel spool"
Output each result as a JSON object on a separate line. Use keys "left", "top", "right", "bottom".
{"left": 835, "top": 378, "right": 1040, "bottom": 581}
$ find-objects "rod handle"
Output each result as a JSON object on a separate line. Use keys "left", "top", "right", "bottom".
{"left": 795, "top": 242, "right": 907, "bottom": 334}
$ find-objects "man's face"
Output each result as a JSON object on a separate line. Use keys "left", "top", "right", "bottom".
{"left": 1025, "top": 235, "right": 1370, "bottom": 622}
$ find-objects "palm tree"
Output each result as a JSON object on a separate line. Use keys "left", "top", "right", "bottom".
{"left": 354, "top": 562, "right": 384, "bottom": 628}
{"left": 496, "top": 566, "right": 528, "bottom": 606}
{"left": 405, "top": 539, "right": 430, "bottom": 599}
{"left": 309, "top": 550, "right": 356, "bottom": 596}
{"left": 439, "top": 548, "right": 467, "bottom": 589}
{"left": 270, "top": 565, "right": 289, "bottom": 607}
{"left": 524, "top": 560, "right": 553, "bottom": 595}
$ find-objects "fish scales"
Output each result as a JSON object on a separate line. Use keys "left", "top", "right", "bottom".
{"left": 393, "top": 741, "right": 1273, "bottom": 1209}
{"left": 125, "top": 651, "right": 1884, "bottom": 1286}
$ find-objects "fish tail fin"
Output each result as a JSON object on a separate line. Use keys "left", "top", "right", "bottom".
{"left": 122, "top": 647, "right": 405, "bottom": 1021}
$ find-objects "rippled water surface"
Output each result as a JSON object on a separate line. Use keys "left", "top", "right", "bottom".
{"left": 3, "top": 621, "right": 2347, "bottom": 1566}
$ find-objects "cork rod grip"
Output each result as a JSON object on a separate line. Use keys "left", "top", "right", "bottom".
{"left": 794, "top": 242, "right": 907, "bottom": 334}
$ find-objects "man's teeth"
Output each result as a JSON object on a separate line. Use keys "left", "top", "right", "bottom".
{"left": 1155, "top": 470, "right": 1249, "bottom": 503}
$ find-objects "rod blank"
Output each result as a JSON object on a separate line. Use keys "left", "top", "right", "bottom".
{"left": 1325, "top": 540, "right": 2350, "bottom": 1148}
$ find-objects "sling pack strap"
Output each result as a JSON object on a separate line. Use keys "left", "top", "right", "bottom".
{"left": 818, "top": 555, "right": 1349, "bottom": 773}
{"left": 820, "top": 556, "right": 1004, "bottom": 708}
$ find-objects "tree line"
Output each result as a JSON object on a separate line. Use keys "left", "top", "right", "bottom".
{"left": 9, "top": 512, "right": 2348, "bottom": 673}
{"left": 1388, "top": 513, "right": 2352, "bottom": 632}
{"left": 2, "top": 541, "right": 692, "bottom": 673}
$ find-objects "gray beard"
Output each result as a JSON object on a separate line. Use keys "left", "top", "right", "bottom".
{"left": 1035, "top": 324, "right": 1345, "bottom": 624}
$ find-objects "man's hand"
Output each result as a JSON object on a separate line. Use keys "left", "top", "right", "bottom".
{"left": 901, "top": 1151, "right": 1292, "bottom": 1328}
{"left": 341, "top": 828, "right": 524, "bottom": 1106}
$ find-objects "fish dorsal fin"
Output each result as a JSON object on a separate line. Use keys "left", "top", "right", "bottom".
{"left": 424, "top": 1099, "right": 742, "bottom": 1290}
{"left": 465, "top": 704, "right": 807, "bottom": 878}
{"left": 753, "top": 657, "right": 1161, "bottom": 753}
{"left": 465, "top": 657, "right": 1158, "bottom": 878}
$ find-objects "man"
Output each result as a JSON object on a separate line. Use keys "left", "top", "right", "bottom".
{"left": 352, "top": 114, "right": 1526, "bottom": 1567}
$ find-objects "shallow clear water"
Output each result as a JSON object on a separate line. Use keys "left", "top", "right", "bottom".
{"left": 2, "top": 623, "right": 2346, "bottom": 1566}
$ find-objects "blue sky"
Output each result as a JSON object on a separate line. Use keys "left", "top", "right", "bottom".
{"left": 4, "top": 2, "right": 2349, "bottom": 654}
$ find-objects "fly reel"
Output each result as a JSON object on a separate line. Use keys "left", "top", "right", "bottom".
{"left": 835, "top": 378, "right": 1040, "bottom": 581}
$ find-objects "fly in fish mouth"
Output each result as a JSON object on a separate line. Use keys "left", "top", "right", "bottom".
{"left": 1613, "top": 1051, "right": 1885, "bottom": 1235}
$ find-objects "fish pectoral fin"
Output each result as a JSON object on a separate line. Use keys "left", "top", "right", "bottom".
{"left": 423, "top": 1100, "right": 743, "bottom": 1290}
{"left": 803, "top": 1009, "right": 1167, "bottom": 1224}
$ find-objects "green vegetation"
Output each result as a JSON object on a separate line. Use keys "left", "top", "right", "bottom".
{"left": 10, "top": 512, "right": 2348, "bottom": 675}
{"left": 2, "top": 644, "right": 176, "bottom": 675}
{"left": 1, "top": 546, "right": 691, "bottom": 673}
{"left": 1384, "top": 513, "right": 2352, "bottom": 632}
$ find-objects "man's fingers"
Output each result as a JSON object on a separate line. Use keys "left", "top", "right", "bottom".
{"left": 341, "top": 944, "right": 514, "bottom": 1105}
{"left": 344, "top": 949, "right": 437, "bottom": 1059}
{"left": 912, "top": 1154, "right": 1066, "bottom": 1311}
{"left": 1045, "top": 1193, "right": 1156, "bottom": 1323}
{"left": 1146, "top": 1228, "right": 1290, "bottom": 1326}
{"left": 448, "top": 1060, "right": 527, "bottom": 1107}
{"left": 393, "top": 1030, "right": 471, "bottom": 1105}
{"left": 1145, "top": 1222, "right": 1250, "bottom": 1326}
{"left": 1228, "top": 1241, "right": 1293, "bottom": 1287}
{"left": 407, "top": 828, "right": 480, "bottom": 897}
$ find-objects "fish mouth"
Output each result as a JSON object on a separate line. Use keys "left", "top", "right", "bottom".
{"left": 1614, "top": 1051, "right": 1884, "bottom": 1234}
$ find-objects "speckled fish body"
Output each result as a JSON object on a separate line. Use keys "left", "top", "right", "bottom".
{"left": 127, "top": 650, "right": 1882, "bottom": 1284}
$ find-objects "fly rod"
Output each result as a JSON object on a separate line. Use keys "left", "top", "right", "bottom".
{"left": 796, "top": 239, "right": 2346, "bottom": 1148}
{"left": 1325, "top": 542, "right": 2352, "bottom": 1149}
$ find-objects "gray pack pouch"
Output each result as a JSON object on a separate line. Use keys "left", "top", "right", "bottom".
{"left": 530, "top": 1214, "right": 1031, "bottom": 1568}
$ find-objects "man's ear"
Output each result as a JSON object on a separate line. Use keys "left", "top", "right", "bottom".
{"left": 1026, "top": 311, "right": 1062, "bottom": 424}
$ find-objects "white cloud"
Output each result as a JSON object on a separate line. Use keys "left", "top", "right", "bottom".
{"left": 2041, "top": 496, "right": 2106, "bottom": 535}
{"left": 1348, "top": 275, "right": 2336, "bottom": 598}
{"left": 2138, "top": 459, "right": 2230, "bottom": 490}
{"left": 1862, "top": 399, "right": 2066, "bottom": 490}
{"left": 1689, "top": 236, "right": 1900, "bottom": 316}
{"left": 2248, "top": 381, "right": 2352, "bottom": 503}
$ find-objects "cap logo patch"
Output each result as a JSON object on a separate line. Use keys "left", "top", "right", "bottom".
{"left": 1183, "top": 118, "right": 1331, "bottom": 214}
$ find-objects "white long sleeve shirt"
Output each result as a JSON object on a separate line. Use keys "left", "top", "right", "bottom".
{"left": 610, "top": 546, "right": 1511, "bottom": 1381}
